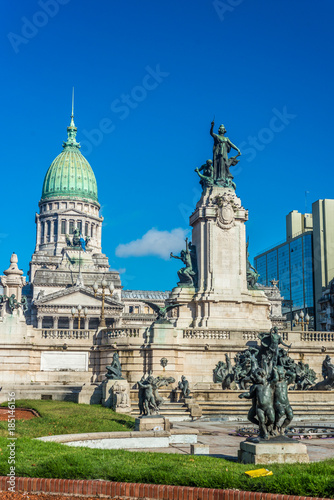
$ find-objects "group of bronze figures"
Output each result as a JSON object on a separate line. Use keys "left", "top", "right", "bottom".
{"left": 169, "top": 120, "right": 260, "bottom": 290}
{"left": 0, "top": 294, "right": 28, "bottom": 314}
{"left": 195, "top": 120, "right": 241, "bottom": 190}
{"left": 213, "top": 327, "right": 334, "bottom": 439}
{"left": 105, "top": 336, "right": 334, "bottom": 439}
{"left": 104, "top": 353, "right": 190, "bottom": 416}
{"left": 170, "top": 236, "right": 259, "bottom": 290}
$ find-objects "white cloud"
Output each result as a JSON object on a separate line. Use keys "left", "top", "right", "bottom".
{"left": 110, "top": 267, "right": 126, "bottom": 274}
{"left": 115, "top": 228, "right": 189, "bottom": 260}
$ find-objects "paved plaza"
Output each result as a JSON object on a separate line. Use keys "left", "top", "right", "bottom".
{"left": 128, "top": 419, "right": 334, "bottom": 462}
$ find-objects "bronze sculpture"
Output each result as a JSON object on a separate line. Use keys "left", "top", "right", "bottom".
{"left": 210, "top": 120, "right": 241, "bottom": 188}
{"left": 170, "top": 238, "right": 198, "bottom": 287}
{"left": 105, "top": 352, "right": 124, "bottom": 380}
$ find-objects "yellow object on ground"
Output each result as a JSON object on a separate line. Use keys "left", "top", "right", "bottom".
{"left": 245, "top": 468, "right": 273, "bottom": 478}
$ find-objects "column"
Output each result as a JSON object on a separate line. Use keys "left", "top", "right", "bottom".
{"left": 53, "top": 316, "right": 58, "bottom": 331}
{"left": 69, "top": 317, "right": 74, "bottom": 331}
{"left": 36, "top": 217, "right": 41, "bottom": 249}
{"left": 37, "top": 316, "right": 42, "bottom": 329}
{"left": 84, "top": 317, "right": 89, "bottom": 331}
{"left": 50, "top": 220, "right": 55, "bottom": 242}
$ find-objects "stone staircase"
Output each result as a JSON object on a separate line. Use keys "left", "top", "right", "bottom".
{"left": 195, "top": 396, "right": 334, "bottom": 419}
{"left": 130, "top": 400, "right": 193, "bottom": 421}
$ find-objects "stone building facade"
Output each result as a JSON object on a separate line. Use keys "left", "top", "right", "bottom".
{"left": 0, "top": 113, "right": 331, "bottom": 404}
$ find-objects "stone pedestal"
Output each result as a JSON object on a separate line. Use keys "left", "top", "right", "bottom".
{"left": 102, "top": 379, "right": 131, "bottom": 414}
{"left": 170, "top": 186, "right": 271, "bottom": 331}
{"left": 238, "top": 437, "right": 309, "bottom": 464}
{"left": 135, "top": 415, "right": 170, "bottom": 432}
{"left": 150, "top": 321, "right": 177, "bottom": 344}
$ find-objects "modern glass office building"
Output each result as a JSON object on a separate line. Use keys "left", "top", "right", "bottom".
{"left": 255, "top": 232, "right": 314, "bottom": 326}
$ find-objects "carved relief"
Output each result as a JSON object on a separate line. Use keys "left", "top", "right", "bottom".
{"left": 214, "top": 193, "right": 239, "bottom": 230}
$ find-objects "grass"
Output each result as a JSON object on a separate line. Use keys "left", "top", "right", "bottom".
{"left": 0, "top": 437, "right": 333, "bottom": 498}
{"left": 0, "top": 399, "right": 135, "bottom": 438}
{"left": 0, "top": 400, "right": 333, "bottom": 498}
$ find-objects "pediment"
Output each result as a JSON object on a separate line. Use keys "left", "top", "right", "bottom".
{"left": 59, "top": 208, "right": 88, "bottom": 216}
{"left": 34, "top": 286, "right": 123, "bottom": 309}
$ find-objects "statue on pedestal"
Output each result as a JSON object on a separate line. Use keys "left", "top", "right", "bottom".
{"left": 170, "top": 238, "right": 198, "bottom": 287}
{"left": 210, "top": 120, "right": 241, "bottom": 188}
{"left": 311, "top": 355, "right": 334, "bottom": 390}
{"left": 178, "top": 375, "right": 190, "bottom": 398}
{"left": 195, "top": 160, "right": 214, "bottom": 192}
{"left": 138, "top": 374, "right": 175, "bottom": 416}
{"left": 237, "top": 327, "right": 296, "bottom": 440}
{"left": 105, "top": 352, "right": 124, "bottom": 380}
{"left": 142, "top": 301, "right": 181, "bottom": 324}
{"left": 246, "top": 241, "right": 259, "bottom": 289}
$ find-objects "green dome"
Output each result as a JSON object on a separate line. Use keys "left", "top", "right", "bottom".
{"left": 41, "top": 116, "right": 99, "bottom": 204}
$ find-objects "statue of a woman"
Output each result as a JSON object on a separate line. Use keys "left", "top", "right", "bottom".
{"left": 210, "top": 121, "right": 241, "bottom": 185}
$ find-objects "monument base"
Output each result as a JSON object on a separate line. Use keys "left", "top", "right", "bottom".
{"left": 135, "top": 415, "right": 171, "bottom": 432}
{"left": 102, "top": 379, "right": 131, "bottom": 414}
{"left": 238, "top": 437, "right": 309, "bottom": 464}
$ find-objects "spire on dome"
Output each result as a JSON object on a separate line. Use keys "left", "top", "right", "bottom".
{"left": 63, "top": 87, "right": 80, "bottom": 150}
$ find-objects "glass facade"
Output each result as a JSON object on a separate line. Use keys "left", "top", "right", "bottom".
{"left": 254, "top": 233, "right": 315, "bottom": 323}
{"left": 256, "top": 255, "right": 267, "bottom": 285}
{"left": 267, "top": 250, "right": 278, "bottom": 284}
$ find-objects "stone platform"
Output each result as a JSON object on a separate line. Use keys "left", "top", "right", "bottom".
{"left": 238, "top": 436, "right": 309, "bottom": 464}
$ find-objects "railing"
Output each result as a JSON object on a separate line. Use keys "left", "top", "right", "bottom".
{"left": 242, "top": 332, "right": 258, "bottom": 341}
{"left": 300, "top": 331, "right": 334, "bottom": 342}
{"left": 41, "top": 329, "right": 90, "bottom": 340}
{"left": 104, "top": 328, "right": 141, "bottom": 338}
{"left": 183, "top": 330, "right": 230, "bottom": 339}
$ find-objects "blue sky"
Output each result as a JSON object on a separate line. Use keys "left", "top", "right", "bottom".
{"left": 1, "top": 0, "right": 334, "bottom": 291}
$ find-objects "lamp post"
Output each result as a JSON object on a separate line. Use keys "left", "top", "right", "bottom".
{"left": 92, "top": 279, "right": 114, "bottom": 328}
{"left": 294, "top": 311, "right": 310, "bottom": 331}
{"left": 71, "top": 304, "right": 88, "bottom": 330}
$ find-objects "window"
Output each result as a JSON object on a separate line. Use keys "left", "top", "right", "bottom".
{"left": 61, "top": 220, "right": 66, "bottom": 234}
{"left": 69, "top": 220, "right": 75, "bottom": 234}
{"left": 54, "top": 221, "right": 58, "bottom": 237}
{"left": 134, "top": 306, "right": 140, "bottom": 314}
{"left": 91, "top": 224, "right": 94, "bottom": 237}
{"left": 58, "top": 317, "right": 69, "bottom": 329}
{"left": 85, "top": 223, "right": 88, "bottom": 236}
{"left": 41, "top": 222, "right": 45, "bottom": 239}
{"left": 129, "top": 306, "right": 134, "bottom": 313}
{"left": 42, "top": 316, "right": 53, "bottom": 328}
{"left": 77, "top": 221, "right": 82, "bottom": 233}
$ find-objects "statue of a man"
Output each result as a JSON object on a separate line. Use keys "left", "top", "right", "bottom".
{"left": 210, "top": 121, "right": 241, "bottom": 185}
{"left": 272, "top": 366, "right": 294, "bottom": 435}
{"left": 195, "top": 160, "right": 214, "bottom": 192}
{"left": 178, "top": 375, "right": 190, "bottom": 398}
{"left": 170, "top": 238, "right": 197, "bottom": 287}
{"left": 239, "top": 368, "right": 276, "bottom": 440}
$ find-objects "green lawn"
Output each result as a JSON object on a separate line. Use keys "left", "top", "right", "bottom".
{"left": 0, "top": 437, "right": 333, "bottom": 498}
{"left": 0, "top": 400, "right": 333, "bottom": 498}
{"left": 0, "top": 399, "right": 135, "bottom": 438}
